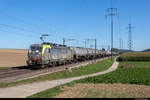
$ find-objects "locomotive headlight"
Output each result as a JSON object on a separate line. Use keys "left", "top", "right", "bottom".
{"left": 29, "top": 49, "right": 31, "bottom": 53}
{"left": 35, "top": 50, "right": 39, "bottom": 53}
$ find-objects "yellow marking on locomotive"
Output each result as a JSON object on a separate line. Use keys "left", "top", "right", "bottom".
{"left": 66, "top": 54, "right": 71, "bottom": 59}
{"left": 42, "top": 44, "right": 51, "bottom": 56}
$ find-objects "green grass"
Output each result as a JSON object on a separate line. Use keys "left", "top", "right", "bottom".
{"left": 28, "top": 61, "right": 150, "bottom": 98}
{"left": 28, "top": 86, "right": 64, "bottom": 98}
{"left": 74, "top": 61, "right": 150, "bottom": 85}
{"left": 0, "top": 67, "right": 10, "bottom": 70}
{"left": 0, "top": 57, "right": 114, "bottom": 88}
{"left": 28, "top": 83, "right": 75, "bottom": 98}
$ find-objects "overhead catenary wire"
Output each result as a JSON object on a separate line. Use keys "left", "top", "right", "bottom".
{"left": 0, "top": 10, "right": 43, "bottom": 33}
{"left": 0, "top": 29, "right": 39, "bottom": 39}
{"left": 0, "top": 23, "right": 42, "bottom": 35}
{"left": 80, "top": 0, "right": 94, "bottom": 12}
{"left": 80, "top": 0, "right": 100, "bottom": 16}
{"left": 0, "top": 9, "right": 61, "bottom": 38}
{"left": 20, "top": 9, "right": 63, "bottom": 38}
{"left": 2, "top": 9, "right": 65, "bottom": 43}
{"left": 0, "top": 10, "right": 57, "bottom": 39}
{"left": 0, "top": 29, "right": 41, "bottom": 49}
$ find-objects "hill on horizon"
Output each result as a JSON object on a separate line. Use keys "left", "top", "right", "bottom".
{"left": 143, "top": 48, "right": 150, "bottom": 52}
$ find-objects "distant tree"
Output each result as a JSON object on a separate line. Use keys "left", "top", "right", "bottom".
{"left": 102, "top": 48, "right": 105, "bottom": 51}
{"left": 111, "top": 48, "right": 117, "bottom": 52}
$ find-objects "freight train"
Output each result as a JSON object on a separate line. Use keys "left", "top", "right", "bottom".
{"left": 26, "top": 42, "right": 114, "bottom": 68}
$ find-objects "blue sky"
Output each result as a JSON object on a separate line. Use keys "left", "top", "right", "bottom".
{"left": 0, "top": 0, "right": 149, "bottom": 51}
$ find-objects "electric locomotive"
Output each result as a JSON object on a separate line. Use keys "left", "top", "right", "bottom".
{"left": 26, "top": 42, "right": 73, "bottom": 68}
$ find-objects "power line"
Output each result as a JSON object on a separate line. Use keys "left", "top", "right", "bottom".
{"left": 0, "top": 10, "right": 58, "bottom": 37}
{"left": 0, "top": 23, "right": 42, "bottom": 35}
{"left": 106, "top": 7, "right": 119, "bottom": 59}
{"left": 0, "top": 10, "right": 43, "bottom": 32}
{"left": 0, "top": 28, "right": 39, "bottom": 39}
{"left": 122, "top": 39, "right": 124, "bottom": 49}
{"left": 62, "top": 38, "right": 78, "bottom": 46}
{"left": 80, "top": 0, "right": 100, "bottom": 16}
{"left": 87, "top": 38, "right": 97, "bottom": 62}
{"left": 18, "top": 9, "right": 61, "bottom": 37}
{"left": 80, "top": 0, "right": 94, "bottom": 12}
{"left": 119, "top": 38, "right": 123, "bottom": 49}
{"left": 127, "top": 22, "right": 134, "bottom": 51}
{"left": 0, "top": 9, "right": 63, "bottom": 37}
{"left": 83, "top": 41, "right": 87, "bottom": 48}
{"left": 110, "top": 0, "right": 114, "bottom": 8}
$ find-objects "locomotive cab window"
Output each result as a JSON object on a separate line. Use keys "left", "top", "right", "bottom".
{"left": 30, "top": 46, "right": 42, "bottom": 52}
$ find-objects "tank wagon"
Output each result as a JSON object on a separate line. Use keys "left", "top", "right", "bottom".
{"left": 26, "top": 42, "right": 112, "bottom": 68}
{"left": 71, "top": 47, "right": 88, "bottom": 61}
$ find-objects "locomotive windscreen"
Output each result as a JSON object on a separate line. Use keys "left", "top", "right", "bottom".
{"left": 30, "top": 46, "right": 42, "bottom": 52}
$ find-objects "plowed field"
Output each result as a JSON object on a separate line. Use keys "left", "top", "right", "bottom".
{"left": 0, "top": 49, "right": 28, "bottom": 67}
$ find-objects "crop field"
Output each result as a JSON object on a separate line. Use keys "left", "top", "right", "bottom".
{"left": 28, "top": 61, "right": 150, "bottom": 98}
{"left": 0, "top": 49, "right": 28, "bottom": 68}
{"left": 119, "top": 52, "right": 150, "bottom": 61}
{"left": 53, "top": 83, "right": 150, "bottom": 98}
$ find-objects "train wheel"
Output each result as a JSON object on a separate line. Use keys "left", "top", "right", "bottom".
{"left": 63, "top": 61, "right": 66, "bottom": 65}
{"left": 47, "top": 62, "right": 52, "bottom": 67}
{"left": 41, "top": 64, "right": 45, "bottom": 69}
{"left": 69, "top": 60, "right": 72, "bottom": 64}
{"left": 74, "top": 59, "right": 77, "bottom": 63}
{"left": 56, "top": 62, "right": 60, "bottom": 66}
{"left": 52, "top": 62, "right": 56, "bottom": 67}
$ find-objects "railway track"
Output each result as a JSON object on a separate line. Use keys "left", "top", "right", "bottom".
{"left": 0, "top": 57, "right": 110, "bottom": 83}
{"left": 0, "top": 68, "right": 29, "bottom": 75}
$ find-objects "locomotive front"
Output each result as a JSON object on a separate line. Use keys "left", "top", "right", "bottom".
{"left": 26, "top": 44, "right": 43, "bottom": 66}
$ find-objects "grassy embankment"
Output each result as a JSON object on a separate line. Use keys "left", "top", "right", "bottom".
{"left": 28, "top": 52, "right": 150, "bottom": 98}
{"left": 0, "top": 57, "right": 114, "bottom": 88}
{"left": 0, "top": 67, "right": 10, "bottom": 70}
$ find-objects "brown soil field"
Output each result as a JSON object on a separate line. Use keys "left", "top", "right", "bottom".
{"left": 55, "top": 83, "right": 150, "bottom": 98}
{"left": 0, "top": 49, "right": 28, "bottom": 68}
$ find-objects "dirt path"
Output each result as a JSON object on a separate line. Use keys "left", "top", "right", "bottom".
{"left": 0, "top": 58, "right": 119, "bottom": 98}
